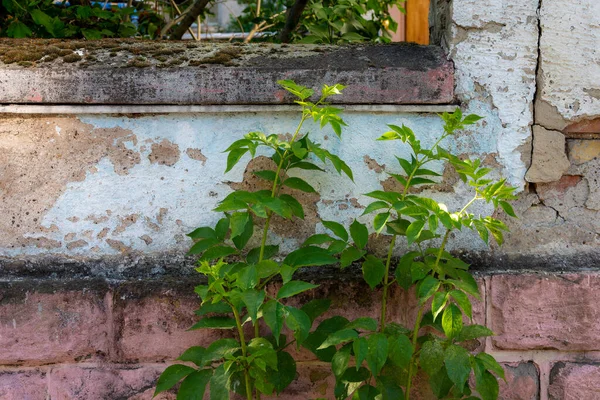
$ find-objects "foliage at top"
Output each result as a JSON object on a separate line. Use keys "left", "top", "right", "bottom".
{"left": 0, "top": 0, "right": 163, "bottom": 39}
{"left": 232, "top": 0, "right": 404, "bottom": 43}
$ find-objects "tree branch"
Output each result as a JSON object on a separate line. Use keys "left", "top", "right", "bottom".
{"left": 169, "top": 0, "right": 211, "bottom": 40}
{"left": 279, "top": 0, "right": 309, "bottom": 43}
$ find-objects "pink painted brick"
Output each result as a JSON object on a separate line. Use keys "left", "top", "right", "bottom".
{"left": 491, "top": 274, "right": 600, "bottom": 350}
{"left": 0, "top": 370, "right": 48, "bottom": 400}
{"left": 114, "top": 290, "right": 230, "bottom": 362}
{"left": 548, "top": 362, "right": 600, "bottom": 400}
{"left": 498, "top": 362, "right": 539, "bottom": 400}
{"left": 48, "top": 365, "right": 173, "bottom": 400}
{"left": 0, "top": 290, "right": 111, "bottom": 364}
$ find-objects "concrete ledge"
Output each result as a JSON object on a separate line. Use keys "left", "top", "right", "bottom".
{"left": 0, "top": 41, "right": 454, "bottom": 105}
{"left": 0, "top": 104, "right": 457, "bottom": 115}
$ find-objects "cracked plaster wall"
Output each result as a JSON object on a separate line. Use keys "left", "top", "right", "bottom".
{"left": 1, "top": 0, "right": 600, "bottom": 268}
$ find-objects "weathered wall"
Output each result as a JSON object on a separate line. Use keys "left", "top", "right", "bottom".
{"left": 1, "top": 0, "right": 600, "bottom": 398}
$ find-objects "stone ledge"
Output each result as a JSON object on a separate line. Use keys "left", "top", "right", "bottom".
{"left": 0, "top": 41, "right": 454, "bottom": 105}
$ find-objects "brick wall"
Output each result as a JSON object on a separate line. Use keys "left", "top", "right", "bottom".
{"left": 3, "top": 274, "right": 600, "bottom": 398}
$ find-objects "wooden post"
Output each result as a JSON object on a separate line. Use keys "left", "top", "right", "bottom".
{"left": 406, "top": 0, "right": 430, "bottom": 45}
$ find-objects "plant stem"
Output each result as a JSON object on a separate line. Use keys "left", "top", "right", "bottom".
{"left": 231, "top": 304, "right": 253, "bottom": 400}
{"left": 379, "top": 235, "right": 397, "bottom": 332}
{"left": 405, "top": 305, "right": 425, "bottom": 400}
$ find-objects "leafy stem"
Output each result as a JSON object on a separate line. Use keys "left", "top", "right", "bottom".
{"left": 231, "top": 301, "right": 253, "bottom": 400}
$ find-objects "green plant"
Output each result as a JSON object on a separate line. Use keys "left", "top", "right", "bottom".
{"left": 0, "top": 0, "right": 163, "bottom": 39}
{"left": 154, "top": 80, "right": 354, "bottom": 399}
{"left": 232, "top": 0, "right": 404, "bottom": 43}
{"left": 300, "top": 110, "right": 517, "bottom": 399}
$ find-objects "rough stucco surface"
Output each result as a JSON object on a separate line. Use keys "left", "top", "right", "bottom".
{"left": 448, "top": 0, "right": 539, "bottom": 187}
{"left": 538, "top": 0, "right": 600, "bottom": 125}
{"left": 0, "top": 112, "right": 499, "bottom": 258}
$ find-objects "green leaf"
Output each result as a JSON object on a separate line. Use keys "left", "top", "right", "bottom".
{"left": 362, "top": 201, "right": 389, "bottom": 216}
{"left": 200, "top": 245, "right": 237, "bottom": 261}
{"left": 341, "top": 247, "right": 365, "bottom": 268}
{"left": 285, "top": 306, "right": 312, "bottom": 345}
{"left": 280, "top": 194, "right": 305, "bottom": 219}
{"left": 302, "top": 316, "right": 349, "bottom": 362}
{"left": 345, "top": 317, "right": 378, "bottom": 332}
{"left": 187, "top": 227, "right": 217, "bottom": 240}
{"left": 332, "top": 344, "right": 352, "bottom": 378}
{"left": 395, "top": 252, "right": 419, "bottom": 290}
{"left": 442, "top": 304, "right": 463, "bottom": 339}
{"left": 195, "top": 301, "right": 232, "bottom": 316}
{"left": 499, "top": 200, "right": 516, "bottom": 217}
{"left": 444, "top": 344, "right": 471, "bottom": 391}
{"left": 253, "top": 170, "right": 277, "bottom": 182}
{"left": 432, "top": 292, "right": 449, "bottom": 321}
{"left": 350, "top": 220, "right": 369, "bottom": 249}
{"left": 386, "top": 218, "right": 410, "bottom": 236}
{"left": 277, "top": 281, "right": 319, "bottom": 299}
{"left": 270, "top": 351, "right": 296, "bottom": 394}
{"left": 229, "top": 212, "right": 249, "bottom": 239}
{"left": 447, "top": 278, "right": 481, "bottom": 300}
{"left": 353, "top": 337, "right": 368, "bottom": 369}
{"left": 215, "top": 218, "right": 230, "bottom": 241}
{"left": 406, "top": 220, "right": 426, "bottom": 245}
{"left": 429, "top": 366, "right": 454, "bottom": 399}
{"left": 225, "top": 147, "right": 249, "bottom": 173}
{"left": 290, "top": 161, "right": 325, "bottom": 172}
{"left": 366, "top": 333, "right": 389, "bottom": 376}
{"left": 262, "top": 300, "right": 285, "bottom": 343}
{"left": 377, "top": 376, "right": 404, "bottom": 400}
{"left": 284, "top": 246, "right": 337, "bottom": 267}
{"left": 342, "top": 366, "right": 370, "bottom": 382}
{"left": 475, "top": 353, "right": 505, "bottom": 380}
{"left": 204, "top": 339, "right": 240, "bottom": 365}
{"left": 318, "top": 329, "right": 359, "bottom": 349}
{"left": 155, "top": 364, "right": 196, "bottom": 395}
{"left": 301, "top": 298, "right": 331, "bottom": 323}
{"left": 374, "top": 212, "right": 391, "bottom": 234}
{"left": 7, "top": 21, "right": 32, "bottom": 38}
{"left": 362, "top": 255, "right": 386, "bottom": 289}
{"left": 418, "top": 276, "right": 440, "bottom": 302}
{"left": 457, "top": 324, "right": 494, "bottom": 342}
{"left": 241, "top": 289, "right": 265, "bottom": 323}
{"left": 303, "top": 233, "right": 335, "bottom": 246}
{"left": 419, "top": 340, "right": 444, "bottom": 376}
{"left": 177, "top": 369, "right": 212, "bottom": 400}
{"left": 260, "top": 196, "right": 293, "bottom": 218}
{"left": 352, "top": 385, "right": 381, "bottom": 400}
{"left": 232, "top": 215, "right": 253, "bottom": 250}
{"left": 178, "top": 346, "right": 206, "bottom": 366}
{"left": 322, "top": 220, "right": 349, "bottom": 241}
{"left": 387, "top": 334, "right": 413, "bottom": 369}
{"left": 255, "top": 259, "right": 279, "bottom": 278}
{"left": 283, "top": 177, "right": 316, "bottom": 193}
{"left": 364, "top": 191, "right": 399, "bottom": 204}
{"left": 475, "top": 368, "right": 499, "bottom": 400}
{"left": 450, "top": 290, "right": 473, "bottom": 319}
{"left": 209, "top": 365, "right": 229, "bottom": 400}
{"left": 188, "top": 238, "right": 220, "bottom": 255}
{"left": 236, "top": 264, "right": 258, "bottom": 291}
{"left": 189, "top": 317, "right": 236, "bottom": 330}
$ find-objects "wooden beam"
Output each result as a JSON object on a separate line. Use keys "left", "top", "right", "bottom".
{"left": 406, "top": 0, "right": 430, "bottom": 45}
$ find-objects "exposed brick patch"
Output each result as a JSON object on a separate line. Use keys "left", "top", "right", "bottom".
{"left": 0, "top": 370, "right": 48, "bottom": 399}
{"left": 498, "top": 362, "right": 539, "bottom": 400}
{"left": 113, "top": 284, "right": 230, "bottom": 362}
{"left": 0, "top": 289, "right": 111, "bottom": 365}
{"left": 47, "top": 366, "right": 172, "bottom": 400}
{"left": 548, "top": 362, "right": 600, "bottom": 400}
{"left": 564, "top": 118, "right": 600, "bottom": 134}
{"left": 491, "top": 274, "right": 600, "bottom": 350}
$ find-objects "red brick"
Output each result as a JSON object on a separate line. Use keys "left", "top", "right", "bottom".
{"left": 114, "top": 291, "right": 230, "bottom": 362}
{"left": 548, "top": 362, "right": 600, "bottom": 400}
{"left": 48, "top": 365, "right": 174, "bottom": 400}
{"left": 491, "top": 274, "right": 600, "bottom": 350}
{"left": 0, "top": 291, "right": 111, "bottom": 364}
{"left": 498, "top": 362, "right": 539, "bottom": 400}
{"left": 0, "top": 370, "right": 48, "bottom": 399}
{"left": 564, "top": 118, "right": 600, "bottom": 134}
